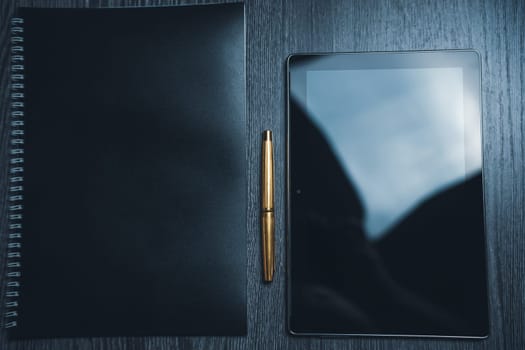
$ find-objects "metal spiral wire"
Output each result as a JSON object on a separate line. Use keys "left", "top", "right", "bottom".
{"left": 5, "top": 16, "right": 25, "bottom": 329}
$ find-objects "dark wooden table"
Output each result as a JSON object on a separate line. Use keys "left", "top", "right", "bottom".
{"left": 0, "top": 0, "right": 523, "bottom": 349}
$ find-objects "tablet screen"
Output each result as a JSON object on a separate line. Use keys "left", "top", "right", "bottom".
{"left": 287, "top": 51, "right": 488, "bottom": 337}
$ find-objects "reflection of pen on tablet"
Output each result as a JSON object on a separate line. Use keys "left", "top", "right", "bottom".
{"left": 262, "top": 130, "right": 275, "bottom": 282}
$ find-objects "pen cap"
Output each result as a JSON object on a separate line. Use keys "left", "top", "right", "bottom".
{"left": 262, "top": 130, "right": 274, "bottom": 211}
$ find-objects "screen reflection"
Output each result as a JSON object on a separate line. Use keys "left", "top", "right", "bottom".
{"left": 305, "top": 68, "right": 480, "bottom": 239}
{"left": 289, "top": 61, "right": 488, "bottom": 336}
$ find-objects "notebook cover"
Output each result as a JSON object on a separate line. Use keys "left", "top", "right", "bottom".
{"left": 6, "top": 4, "right": 246, "bottom": 337}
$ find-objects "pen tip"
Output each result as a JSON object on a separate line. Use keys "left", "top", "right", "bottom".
{"left": 264, "top": 270, "right": 274, "bottom": 282}
{"left": 263, "top": 130, "right": 272, "bottom": 141}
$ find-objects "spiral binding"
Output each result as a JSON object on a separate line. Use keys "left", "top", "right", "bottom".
{"left": 4, "top": 17, "right": 25, "bottom": 329}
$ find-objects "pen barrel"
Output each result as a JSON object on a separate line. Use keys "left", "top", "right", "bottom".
{"left": 262, "top": 211, "right": 275, "bottom": 282}
{"left": 262, "top": 131, "right": 274, "bottom": 211}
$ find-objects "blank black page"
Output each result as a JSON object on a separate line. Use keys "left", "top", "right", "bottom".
{"left": 12, "top": 4, "right": 245, "bottom": 337}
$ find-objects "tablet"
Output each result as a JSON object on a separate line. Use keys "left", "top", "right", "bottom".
{"left": 286, "top": 51, "right": 488, "bottom": 338}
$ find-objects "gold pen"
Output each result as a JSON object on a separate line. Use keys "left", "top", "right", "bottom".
{"left": 262, "top": 130, "right": 275, "bottom": 282}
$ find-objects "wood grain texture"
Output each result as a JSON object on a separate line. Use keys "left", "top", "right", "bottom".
{"left": 0, "top": 0, "right": 523, "bottom": 349}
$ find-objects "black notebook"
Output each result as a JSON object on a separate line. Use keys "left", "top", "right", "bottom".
{"left": 6, "top": 4, "right": 246, "bottom": 337}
